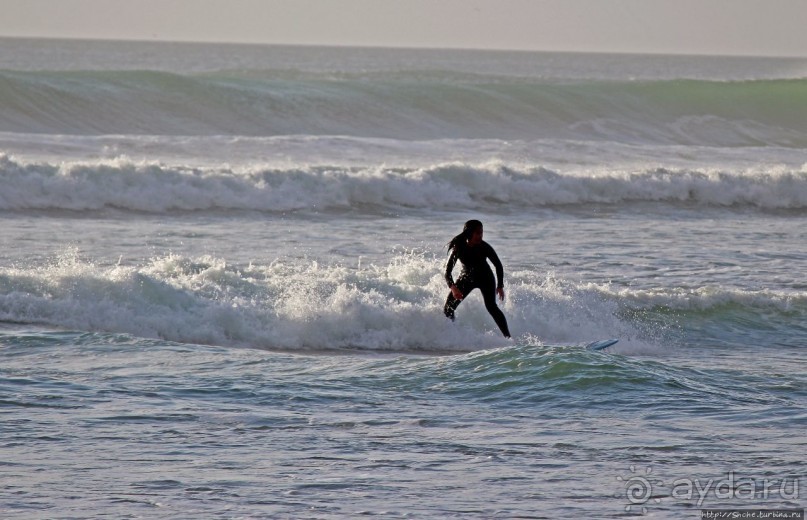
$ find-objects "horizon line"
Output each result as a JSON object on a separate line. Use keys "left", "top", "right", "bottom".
{"left": 2, "top": 34, "right": 805, "bottom": 60}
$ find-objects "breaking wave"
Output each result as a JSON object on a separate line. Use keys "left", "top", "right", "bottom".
{"left": 2, "top": 154, "right": 807, "bottom": 213}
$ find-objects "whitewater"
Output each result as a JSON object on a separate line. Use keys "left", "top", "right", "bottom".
{"left": 1, "top": 38, "right": 805, "bottom": 518}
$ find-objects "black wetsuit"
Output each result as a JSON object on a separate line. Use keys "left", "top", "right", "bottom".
{"left": 444, "top": 240, "right": 511, "bottom": 337}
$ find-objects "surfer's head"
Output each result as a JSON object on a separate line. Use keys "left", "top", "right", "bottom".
{"left": 462, "top": 219, "right": 483, "bottom": 239}
{"left": 463, "top": 219, "right": 483, "bottom": 246}
{"left": 448, "top": 219, "right": 484, "bottom": 252}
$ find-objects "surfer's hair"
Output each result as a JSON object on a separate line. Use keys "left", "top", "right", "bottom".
{"left": 447, "top": 219, "right": 483, "bottom": 253}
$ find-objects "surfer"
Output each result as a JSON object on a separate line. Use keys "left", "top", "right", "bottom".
{"left": 444, "top": 220, "right": 511, "bottom": 338}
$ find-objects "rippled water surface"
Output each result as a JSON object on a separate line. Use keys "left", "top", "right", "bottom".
{"left": 1, "top": 39, "right": 805, "bottom": 518}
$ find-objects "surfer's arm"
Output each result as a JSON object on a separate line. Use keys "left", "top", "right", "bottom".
{"left": 486, "top": 243, "right": 505, "bottom": 289}
{"left": 445, "top": 250, "right": 458, "bottom": 288}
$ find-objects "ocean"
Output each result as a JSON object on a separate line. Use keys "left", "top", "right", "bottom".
{"left": 1, "top": 38, "right": 805, "bottom": 518}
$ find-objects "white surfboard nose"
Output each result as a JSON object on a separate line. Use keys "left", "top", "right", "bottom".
{"left": 586, "top": 339, "right": 619, "bottom": 351}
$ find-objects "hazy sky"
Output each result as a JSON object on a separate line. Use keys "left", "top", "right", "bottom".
{"left": 2, "top": 0, "right": 806, "bottom": 56}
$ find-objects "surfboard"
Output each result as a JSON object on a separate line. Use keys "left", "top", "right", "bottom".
{"left": 585, "top": 338, "right": 619, "bottom": 351}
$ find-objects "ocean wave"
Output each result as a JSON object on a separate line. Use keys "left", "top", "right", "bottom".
{"left": 2, "top": 154, "right": 807, "bottom": 212}
{"left": 1, "top": 252, "right": 804, "bottom": 352}
{"left": 1, "top": 69, "right": 806, "bottom": 145}
{"left": 0, "top": 252, "right": 509, "bottom": 352}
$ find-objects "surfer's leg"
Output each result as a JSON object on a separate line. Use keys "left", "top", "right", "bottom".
{"left": 481, "top": 280, "right": 511, "bottom": 338}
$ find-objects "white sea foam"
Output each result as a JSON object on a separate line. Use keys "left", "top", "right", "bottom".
{"left": 2, "top": 154, "right": 807, "bottom": 213}
{"left": 1, "top": 251, "right": 802, "bottom": 352}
